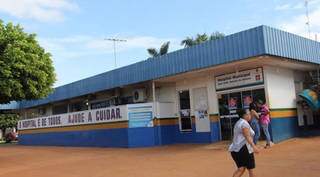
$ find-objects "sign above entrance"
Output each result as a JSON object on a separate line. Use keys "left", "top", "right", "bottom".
{"left": 215, "top": 68, "right": 264, "bottom": 91}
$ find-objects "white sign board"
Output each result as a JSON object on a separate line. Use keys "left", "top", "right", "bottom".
{"left": 128, "top": 103, "right": 153, "bottom": 128}
{"left": 215, "top": 68, "right": 263, "bottom": 91}
{"left": 18, "top": 105, "right": 128, "bottom": 130}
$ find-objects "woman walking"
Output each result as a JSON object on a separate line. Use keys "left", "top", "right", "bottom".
{"left": 229, "top": 109, "right": 260, "bottom": 177}
{"left": 249, "top": 103, "right": 260, "bottom": 145}
{"left": 256, "top": 100, "right": 273, "bottom": 148}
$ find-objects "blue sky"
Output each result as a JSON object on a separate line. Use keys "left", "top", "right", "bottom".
{"left": 1, "top": 0, "right": 320, "bottom": 86}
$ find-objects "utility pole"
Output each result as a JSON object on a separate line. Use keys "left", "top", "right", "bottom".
{"left": 104, "top": 38, "right": 127, "bottom": 68}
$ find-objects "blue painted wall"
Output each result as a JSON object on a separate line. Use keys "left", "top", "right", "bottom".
{"left": 154, "top": 122, "right": 221, "bottom": 145}
{"left": 127, "top": 127, "right": 156, "bottom": 148}
{"left": 19, "top": 122, "right": 221, "bottom": 148}
{"left": 19, "top": 128, "right": 129, "bottom": 147}
{"left": 210, "top": 122, "right": 221, "bottom": 142}
{"left": 154, "top": 125, "right": 176, "bottom": 145}
{"left": 270, "top": 117, "right": 299, "bottom": 143}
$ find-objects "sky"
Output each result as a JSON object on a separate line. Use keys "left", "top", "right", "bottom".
{"left": 1, "top": 0, "right": 320, "bottom": 87}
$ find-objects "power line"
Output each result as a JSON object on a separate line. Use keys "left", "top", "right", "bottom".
{"left": 104, "top": 38, "right": 127, "bottom": 68}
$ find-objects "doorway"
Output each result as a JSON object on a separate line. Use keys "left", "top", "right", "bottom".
{"left": 218, "top": 88, "right": 266, "bottom": 140}
{"left": 178, "top": 90, "right": 192, "bottom": 131}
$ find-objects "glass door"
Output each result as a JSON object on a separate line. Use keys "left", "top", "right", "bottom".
{"left": 218, "top": 88, "right": 266, "bottom": 140}
{"left": 219, "top": 92, "right": 242, "bottom": 140}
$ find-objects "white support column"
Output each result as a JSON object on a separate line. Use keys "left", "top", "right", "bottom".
{"left": 152, "top": 80, "right": 157, "bottom": 118}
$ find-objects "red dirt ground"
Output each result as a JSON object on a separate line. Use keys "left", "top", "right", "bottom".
{"left": 0, "top": 137, "right": 319, "bottom": 177}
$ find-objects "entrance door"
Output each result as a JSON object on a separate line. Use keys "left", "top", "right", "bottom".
{"left": 179, "top": 90, "right": 192, "bottom": 131}
{"left": 219, "top": 92, "right": 242, "bottom": 140}
{"left": 218, "top": 88, "right": 266, "bottom": 140}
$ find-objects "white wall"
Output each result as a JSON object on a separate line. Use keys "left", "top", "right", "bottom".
{"left": 264, "top": 66, "right": 297, "bottom": 109}
{"left": 174, "top": 74, "right": 219, "bottom": 116}
{"left": 156, "top": 102, "right": 176, "bottom": 118}
{"left": 156, "top": 85, "right": 176, "bottom": 103}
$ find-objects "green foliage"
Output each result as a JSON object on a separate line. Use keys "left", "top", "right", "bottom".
{"left": 181, "top": 32, "right": 225, "bottom": 48}
{"left": 0, "top": 20, "right": 56, "bottom": 104}
{"left": 0, "top": 114, "right": 19, "bottom": 130}
{"left": 147, "top": 48, "right": 159, "bottom": 57}
{"left": 210, "top": 31, "right": 225, "bottom": 40}
{"left": 147, "top": 41, "right": 170, "bottom": 57}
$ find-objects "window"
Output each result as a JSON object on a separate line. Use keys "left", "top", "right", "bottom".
{"left": 179, "top": 90, "right": 192, "bottom": 131}
{"left": 52, "top": 104, "right": 68, "bottom": 115}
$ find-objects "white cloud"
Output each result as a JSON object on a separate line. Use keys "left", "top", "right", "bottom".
{"left": 275, "top": 0, "right": 320, "bottom": 11}
{"left": 0, "top": 0, "right": 78, "bottom": 22}
{"left": 86, "top": 36, "right": 180, "bottom": 52}
{"left": 38, "top": 35, "right": 181, "bottom": 60}
{"left": 278, "top": 1, "right": 320, "bottom": 40}
{"left": 275, "top": 3, "right": 302, "bottom": 11}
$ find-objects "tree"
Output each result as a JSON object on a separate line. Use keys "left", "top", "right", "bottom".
{"left": 181, "top": 32, "right": 225, "bottom": 48}
{"left": 0, "top": 20, "right": 56, "bottom": 104}
{"left": 210, "top": 31, "right": 225, "bottom": 40}
{"left": 0, "top": 114, "right": 19, "bottom": 137}
{"left": 147, "top": 41, "right": 170, "bottom": 57}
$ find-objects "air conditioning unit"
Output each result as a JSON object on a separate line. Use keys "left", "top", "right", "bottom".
{"left": 132, "top": 89, "right": 147, "bottom": 103}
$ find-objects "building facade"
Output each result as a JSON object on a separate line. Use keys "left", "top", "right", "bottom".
{"left": 1, "top": 25, "right": 320, "bottom": 147}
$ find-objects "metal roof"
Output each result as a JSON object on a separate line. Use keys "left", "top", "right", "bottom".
{"left": 2, "top": 25, "right": 320, "bottom": 110}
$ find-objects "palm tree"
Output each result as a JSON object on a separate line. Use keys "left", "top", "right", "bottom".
{"left": 181, "top": 33, "right": 208, "bottom": 48}
{"left": 147, "top": 41, "right": 170, "bottom": 57}
{"left": 180, "top": 37, "right": 194, "bottom": 48}
{"left": 195, "top": 33, "right": 209, "bottom": 44}
{"left": 181, "top": 32, "right": 225, "bottom": 48}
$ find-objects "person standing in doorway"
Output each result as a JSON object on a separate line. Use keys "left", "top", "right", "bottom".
{"left": 229, "top": 109, "right": 260, "bottom": 177}
{"left": 256, "top": 100, "right": 273, "bottom": 148}
{"left": 249, "top": 103, "right": 260, "bottom": 145}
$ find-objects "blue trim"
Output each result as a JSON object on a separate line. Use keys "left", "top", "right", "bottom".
{"left": 3, "top": 25, "right": 319, "bottom": 110}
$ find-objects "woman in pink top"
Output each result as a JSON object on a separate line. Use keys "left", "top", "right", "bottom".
{"left": 256, "top": 100, "right": 273, "bottom": 148}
